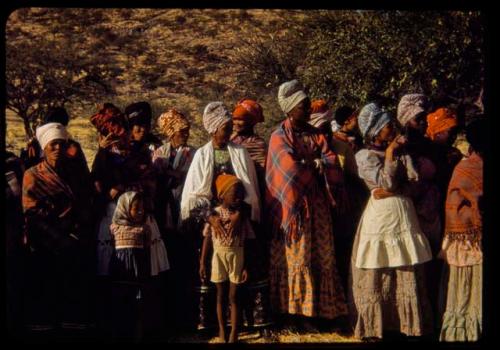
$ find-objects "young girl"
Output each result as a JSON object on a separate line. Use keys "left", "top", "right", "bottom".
{"left": 109, "top": 191, "right": 150, "bottom": 341}
{"left": 199, "top": 174, "right": 255, "bottom": 343}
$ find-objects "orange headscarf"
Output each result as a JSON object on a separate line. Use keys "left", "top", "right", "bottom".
{"left": 232, "top": 99, "right": 264, "bottom": 125}
{"left": 215, "top": 174, "right": 242, "bottom": 200}
{"left": 426, "top": 108, "right": 458, "bottom": 140}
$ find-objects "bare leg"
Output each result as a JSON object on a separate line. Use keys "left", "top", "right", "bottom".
{"left": 228, "top": 282, "right": 239, "bottom": 343}
{"left": 215, "top": 283, "right": 227, "bottom": 342}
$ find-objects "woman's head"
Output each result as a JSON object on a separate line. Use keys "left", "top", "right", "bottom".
{"left": 157, "top": 109, "right": 191, "bottom": 147}
{"left": 278, "top": 80, "right": 310, "bottom": 124}
{"left": 90, "top": 103, "right": 128, "bottom": 143}
{"left": 113, "top": 191, "right": 145, "bottom": 226}
{"left": 35, "top": 122, "right": 69, "bottom": 166}
{"left": 309, "top": 99, "right": 333, "bottom": 132}
{"left": 232, "top": 99, "right": 264, "bottom": 135}
{"left": 125, "top": 102, "right": 152, "bottom": 142}
{"left": 426, "top": 108, "right": 459, "bottom": 146}
{"left": 397, "top": 94, "right": 429, "bottom": 135}
{"left": 358, "top": 103, "right": 394, "bottom": 146}
{"left": 203, "top": 102, "right": 233, "bottom": 147}
{"left": 215, "top": 174, "right": 245, "bottom": 208}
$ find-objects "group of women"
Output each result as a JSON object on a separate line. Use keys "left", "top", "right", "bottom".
{"left": 5, "top": 79, "right": 484, "bottom": 342}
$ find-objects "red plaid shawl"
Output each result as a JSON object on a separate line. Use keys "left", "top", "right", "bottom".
{"left": 265, "top": 118, "right": 340, "bottom": 243}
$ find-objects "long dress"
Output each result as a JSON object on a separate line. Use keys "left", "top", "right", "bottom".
{"left": 348, "top": 147, "right": 433, "bottom": 339}
{"left": 266, "top": 119, "right": 348, "bottom": 319}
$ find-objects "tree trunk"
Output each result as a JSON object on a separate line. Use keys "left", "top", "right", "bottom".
{"left": 22, "top": 114, "right": 33, "bottom": 139}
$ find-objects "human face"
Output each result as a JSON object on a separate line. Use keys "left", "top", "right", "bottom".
{"left": 130, "top": 124, "right": 149, "bottom": 142}
{"left": 170, "top": 127, "right": 190, "bottom": 148}
{"left": 407, "top": 112, "right": 427, "bottom": 136}
{"left": 342, "top": 115, "right": 358, "bottom": 133}
{"left": 287, "top": 98, "right": 311, "bottom": 125}
{"left": 433, "top": 127, "right": 458, "bottom": 146}
{"left": 212, "top": 120, "right": 233, "bottom": 148}
{"left": 222, "top": 182, "right": 245, "bottom": 208}
{"left": 375, "top": 121, "right": 397, "bottom": 145}
{"left": 129, "top": 197, "right": 145, "bottom": 224}
{"left": 232, "top": 118, "right": 253, "bottom": 135}
{"left": 44, "top": 139, "right": 67, "bottom": 167}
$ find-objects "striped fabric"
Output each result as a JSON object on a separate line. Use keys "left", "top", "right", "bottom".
{"left": 230, "top": 134, "right": 267, "bottom": 170}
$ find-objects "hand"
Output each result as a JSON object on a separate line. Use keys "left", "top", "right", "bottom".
{"left": 109, "top": 187, "right": 121, "bottom": 200}
{"left": 99, "top": 133, "right": 120, "bottom": 149}
{"left": 207, "top": 214, "right": 225, "bottom": 239}
{"left": 199, "top": 263, "right": 207, "bottom": 283}
{"left": 241, "top": 269, "right": 248, "bottom": 283}
{"left": 387, "top": 135, "right": 407, "bottom": 152}
{"left": 314, "top": 158, "right": 325, "bottom": 175}
{"left": 373, "top": 188, "right": 395, "bottom": 200}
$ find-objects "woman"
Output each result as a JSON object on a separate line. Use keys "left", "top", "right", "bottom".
{"left": 348, "top": 102, "right": 433, "bottom": 340}
{"left": 438, "top": 118, "right": 484, "bottom": 342}
{"left": 333, "top": 105, "right": 363, "bottom": 153}
{"left": 266, "top": 80, "right": 347, "bottom": 328}
{"left": 230, "top": 99, "right": 273, "bottom": 334}
{"left": 125, "top": 101, "right": 162, "bottom": 153}
{"left": 22, "top": 122, "right": 93, "bottom": 335}
{"left": 153, "top": 108, "right": 196, "bottom": 331}
{"left": 180, "top": 101, "right": 261, "bottom": 332}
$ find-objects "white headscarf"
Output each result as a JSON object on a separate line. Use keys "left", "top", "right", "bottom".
{"left": 35, "top": 122, "right": 69, "bottom": 150}
{"left": 202, "top": 102, "right": 232, "bottom": 134}
{"left": 278, "top": 80, "right": 308, "bottom": 114}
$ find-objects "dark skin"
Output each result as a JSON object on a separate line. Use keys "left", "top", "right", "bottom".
{"left": 432, "top": 126, "right": 458, "bottom": 147}
{"left": 231, "top": 118, "right": 254, "bottom": 137}
{"left": 164, "top": 127, "right": 190, "bottom": 183}
{"left": 44, "top": 139, "right": 67, "bottom": 171}
{"left": 130, "top": 124, "right": 150, "bottom": 143}
{"left": 199, "top": 183, "right": 248, "bottom": 343}
{"left": 405, "top": 112, "right": 428, "bottom": 136}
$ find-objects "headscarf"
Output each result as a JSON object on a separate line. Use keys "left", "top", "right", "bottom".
{"left": 232, "top": 99, "right": 264, "bottom": 125}
{"left": 308, "top": 99, "right": 333, "bottom": 128}
{"left": 90, "top": 103, "right": 128, "bottom": 138}
{"left": 157, "top": 109, "right": 190, "bottom": 138}
{"left": 203, "top": 101, "right": 232, "bottom": 134}
{"left": 35, "top": 122, "right": 69, "bottom": 150}
{"left": 125, "top": 101, "right": 152, "bottom": 127}
{"left": 277, "top": 79, "right": 308, "bottom": 114}
{"left": 112, "top": 191, "right": 143, "bottom": 227}
{"left": 426, "top": 108, "right": 458, "bottom": 141}
{"left": 44, "top": 107, "right": 70, "bottom": 126}
{"left": 397, "top": 93, "right": 428, "bottom": 126}
{"left": 215, "top": 174, "right": 242, "bottom": 200}
{"left": 357, "top": 103, "right": 392, "bottom": 141}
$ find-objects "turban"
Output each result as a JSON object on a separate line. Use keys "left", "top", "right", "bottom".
{"left": 358, "top": 103, "right": 392, "bottom": 141}
{"left": 203, "top": 101, "right": 232, "bottom": 134}
{"left": 44, "top": 107, "right": 70, "bottom": 126}
{"left": 157, "top": 109, "right": 190, "bottom": 138}
{"left": 90, "top": 103, "right": 128, "bottom": 137}
{"left": 397, "top": 94, "right": 428, "bottom": 126}
{"left": 426, "top": 108, "right": 458, "bottom": 141}
{"left": 308, "top": 99, "right": 333, "bottom": 128}
{"left": 35, "top": 122, "right": 69, "bottom": 150}
{"left": 215, "top": 174, "right": 243, "bottom": 200}
{"left": 125, "top": 101, "right": 152, "bottom": 127}
{"left": 232, "top": 99, "right": 264, "bottom": 125}
{"left": 278, "top": 80, "right": 308, "bottom": 114}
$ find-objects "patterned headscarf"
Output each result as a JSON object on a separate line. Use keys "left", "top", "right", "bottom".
{"left": 35, "top": 122, "right": 69, "bottom": 150}
{"left": 90, "top": 103, "right": 128, "bottom": 138}
{"left": 397, "top": 94, "right": 428, "bottom": 126}
{"left": 232, "top": 99, "right": 264, "bottom": 125}
{"left": 157, "top": 109, "right": 190, "bottom": 138}
{"left": 278, "top": 80, "right": 308, "bottom": 114}
{"left": 426, "top": 108, "right": 458, "bottom": 140}
{"left": 308, "top": 99, "right": 333, "bottom": 128}
{"left": 357, "top": 103, "right": 392, "bottom": 141}
{"left": 203, "top": 102, "right": 232, "bottom": 134}
{"left": 215, "top": 174, "right": 243, "bottom": 200}
{"left": 112, "top": 191, "right": 143, "bottom": 227}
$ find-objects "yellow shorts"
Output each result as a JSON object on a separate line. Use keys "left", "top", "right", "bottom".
{"left": 210, "top": 246, "right": 245, "bottom": 284}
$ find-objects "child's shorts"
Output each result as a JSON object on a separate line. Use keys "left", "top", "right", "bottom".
{"left": 210, "top": 246, "right": 245, "bottom": 284}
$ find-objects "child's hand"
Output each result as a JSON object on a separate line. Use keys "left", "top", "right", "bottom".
{"left": 372, "top": 188, "right": 395, "bottom": 200}
{"left": 207, "top": 214, "right": 225, "bottom": 239}
{"left": 199, "top": 263, "right": 207, "bottom": 283}
{"left": 241, "top": 269, "right": 248, "bottom": 283}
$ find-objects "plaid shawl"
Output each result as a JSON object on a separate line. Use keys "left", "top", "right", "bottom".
{"left": 265, "top": 118, "right": 338, "bottom": 244}
{"left": 22, "top": 160, "right": 75, "bottom": 220}
{"left": 445, "top": 152, "right": 483, "bottom": 239}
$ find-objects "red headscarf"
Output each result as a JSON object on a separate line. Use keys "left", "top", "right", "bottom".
{"left": 232, "top": 99, "right": 264, "bottom": 125}
{"left": 90, "top": 103, "right": 128, "bottom": 138}
{"left": 426, "top": 108, "right": 458, "bottom": 140}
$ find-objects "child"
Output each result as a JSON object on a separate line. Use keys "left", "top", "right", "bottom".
{"left": 109, "top": 191, "right": 150, "bottom": 341}
{"left": 199, "top": 174, "right": 255, "bottom": 343}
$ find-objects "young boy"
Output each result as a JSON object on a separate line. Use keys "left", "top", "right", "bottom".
{"left": 199, "top": 174, "right": 255, "bottom": 343}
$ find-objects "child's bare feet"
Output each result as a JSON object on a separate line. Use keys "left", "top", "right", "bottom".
{"left": 228, "top": 330, "right": 238, "bottom": 343}
{"left": 218, "top": 328, "right": 227, "bottom": 343}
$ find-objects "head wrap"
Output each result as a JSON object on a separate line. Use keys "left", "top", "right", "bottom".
{"left": 215, "top": 174, "right": 243, "bottom": 200}
{"left": 44, "top": 107, "right": 70, "bottom": 126}
{"left": 357, "top": 103, "right": 392, "bottom": 141}
{"left": 278, "top": 80, "right": 308, "bottom": 114}
{"left": 308, "top": 99, "right": 333, "bottom": 128}
{"left": 397, "top": 94, "right": 428, "bottom": 126}
{"left": 157, "top": 109, "right": 190, "bottom": 138}
{"left": 90, "top": 103, "right": 128, "bottom": 137}
{"left": 232, "top": 99, "right": 264, "bottom": 125}
{"left": 203, "top": 101, "right": 232, "bottom": 134}
{"left": 125, "top": 101, "right": 152, "bottom": 127}
{"left": 112, "top": 191, "right": 143, "bottom": 226}
{"left": 426, "top": 108, "right": 458, "bottom": 140}
{"left": 35, "top": 122, "right": 69, "bottom": 150}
